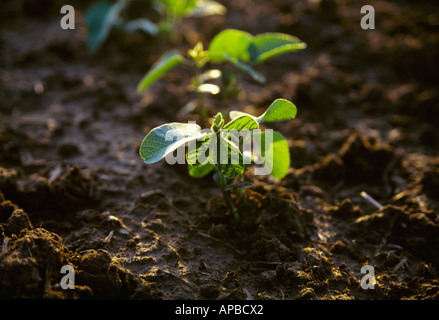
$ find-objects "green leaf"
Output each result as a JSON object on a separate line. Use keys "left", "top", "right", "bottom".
{"left": 257, "top": 98, "right": 298, "bottom": 123}
{"left": 199, "top": 69, "right": 222, "bottom": 82}
{"left": 196, "top": 84, "right": 220, "bottom": 95}
{"left": 187, "top": 130, "right": 244, "bottom": 178}
{"left": 223, "top": 115, "right": 259, "bottom": 131}
{"left": 137, "top": 50, "right": 185, "bottom": 93}
{"left": 188, "top": 163, "right": 215, "bottom": 178}
{"left": 211, "top": 112, "right": 224, "bottom": 132}
{"left": 85, "top": 0, "right": 127, "bottom": 52}
{"left": 125, "top": 18, "right": 159, "bottom": 35}
{"left": 187, "top": 42, "right": 210, "bottom": 68}
{"left": 186, "top": 132, "right": 215, "bottom": 166}
{"left": 140, "top": 122, "right": 205, "bottom": 164}
{"left": 230, "top": 99, "right": 297, "bottom": 124}
{"left": 213, "top": 136, "right": 245, "bottom": 178}
{"left": 160, "top": 0, "right": 198, "bottom": 18}
{"left": 222, "top": 114, "right": 260, "bottom": 149}
{"left": 188, "top": 0, "right": 227, "bottom": 17}
{"left": 187, "top": 115, "right": 257, "bottom": 175}
{"left": 248, "top": 33, "right": 306, "bottom": 64}
{"left": 216, "top": 158, "right": 245, "bottom": 178}
{"left": 228, "top": 110, "right": 253, "bottom": 121}
{"left": 208, "top": 29, "right": 253, "bottom": 63}
{"left": 223, "top": 54, "right": 266, "bottom": 83}
{"left": 253, "top": 130, "right": 290, "bottom": 179}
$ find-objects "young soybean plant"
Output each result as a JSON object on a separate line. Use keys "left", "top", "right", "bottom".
{"left": 139, "top": 98, "right": 297, "bottom": 219}
{"left": 137, "top": 29, "right": 306, "bottom": 119}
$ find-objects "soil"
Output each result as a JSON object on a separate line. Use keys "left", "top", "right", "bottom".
{"left": 1, "top": 0, "right": 439, "bottom": 300}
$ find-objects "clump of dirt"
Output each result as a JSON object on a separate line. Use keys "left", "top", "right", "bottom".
{"left": 0, "top": 214, "right": 160, "bottom": 299}
{"left": 352, "top": 205, "right": 439, "bottom": 266}
{"left": 313, "top": 132, "right": 398, "bottom": 185}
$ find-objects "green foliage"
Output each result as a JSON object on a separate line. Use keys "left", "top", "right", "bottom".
{"left": 85, "top": 0, "right": 128, "bottom": 52}
{"left": 140, "top": 98, "right": 297, "bottom": 179}
{"left": 253, "top": 130, "right": 290, "bottom": 180}
{"left": 230, "top": 98, "right": 298, "bottom": 124}
{"left": 139, "top": 122, "right": 205, "bottom": 164}
{"left": 137, "top": 28, "right": 306, "bottom": 94}
{"left": 208, "top": 29, "right": 253, "bottom": 63}
{"left": 188, "top": 162, "right": 215, "bottom": 178}
{"left": 209, "top": 29, "right": 306, "bottom": 82}
{"left": 137, "top": 50, "right": 184, "bottom": 93}
{"left": 84, "top": 0, "right": 226, "bottom": 52}
{"left": 208, "top": 29, "right": 306, "bottom": 64}
{"left": 248, "top": 33, "right": 307, "bottom": 64}
{"left": 157, "top": 0, "right": 226, "bottom": 19}
{"left": 139, "top": 99, "right": 298, "bottom": 217}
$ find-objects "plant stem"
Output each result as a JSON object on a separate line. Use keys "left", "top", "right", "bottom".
{"left": 194, "top": 67, "right": 208, "bottom": 122}
{"left": 238, "top": 174, "right": 245, "bottom": 198}
{"left": 217, "top": 170, "right": 239, "bottom": 220}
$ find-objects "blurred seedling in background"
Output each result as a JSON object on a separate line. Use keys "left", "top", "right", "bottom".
{"left": 139, "top": 98, "right": 298, "bottom": 219}
{"left": 137, "top": 29, "right": 306, "bottom": 120}
{"left": 84, "top": 0, "right": 226, "bottom": 52}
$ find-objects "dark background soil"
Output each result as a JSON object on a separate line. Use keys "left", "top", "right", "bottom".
{"left": 1, "top": 0, "right": 439, "bottom": 299}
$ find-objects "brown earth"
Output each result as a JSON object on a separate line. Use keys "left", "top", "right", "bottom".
{"left": 1, "top": 0, "right": 439, "bottom": 299}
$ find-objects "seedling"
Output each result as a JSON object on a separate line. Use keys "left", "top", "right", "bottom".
{"left": 139, "top": 98, "right": 298, "bottom": 219}
{"left": 137, "top": 29, "right": 306, "bottom": 119}
{"left": 84, "top": 0, "right": 226, "bottom": 52}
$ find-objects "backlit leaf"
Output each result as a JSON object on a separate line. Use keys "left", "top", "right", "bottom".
{"left": 248, "top": 33, "right": 306, "bottom": 64}
{"left": 188, "top": 162, "right": 215, "bottom": 178}
{"left": 208, "top": 29, "right": 253, "bottom": 63}
{"left": 223, "top": 115, "right": 259, "bottom": 131}
{"left": 213, "top": 135, "right": 245, "bottom": 178}
{"left": 125, "top": 18, "right": 159, "bottom": 35}
{"left": 188, "top": 0, "right": 227, "bottom": 17}
{"left": 230, "top": 99, "right": 297, "bottom": 124}
{"left": 137, "top": 50, "right": 185, "bottom": 93}
{"left": 253, "top": 130, "right": 290, "bottom": 179}
{"left": 140, "top": 122, "right": 205, "bottom": 164}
